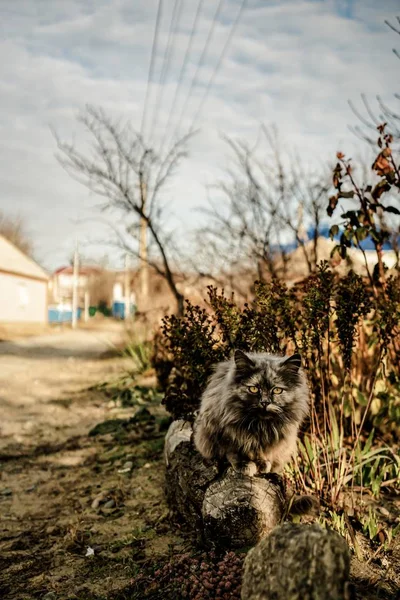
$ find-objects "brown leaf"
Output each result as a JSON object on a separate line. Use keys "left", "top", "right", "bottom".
{"left": 372, "top": 153, "right": 394, "bottom": 176}
{"left": 333, "top": 175, "right": 339, "bottom": 188}
{"left": 327, "top": 195, "right": 339, "bottom": 217}
{"left": 377, "top": 530, "right": 386, "bottom": 545}
{"left": 372, "top": 180, "right": 391, "bottom": 200}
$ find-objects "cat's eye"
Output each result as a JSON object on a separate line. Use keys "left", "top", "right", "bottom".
{"left": 272, "top": 387, "right": 283, "bottom": 395}
{"left": 247, "top": 385, "right": 259, "bottom": 395}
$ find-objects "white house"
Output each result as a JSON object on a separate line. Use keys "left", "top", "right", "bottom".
{"left": 0, "top": 235, "right": 49, "bottom": 323}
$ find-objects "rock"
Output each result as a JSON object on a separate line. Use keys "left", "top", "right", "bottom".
{"left": 118, "top": 461, "right": 134, "bottom": 474}
{"left": 241, "top": 523, "right": 351, "bottom": 600}
{"left": 377, "top": 506, "right": 390, "bottom": 518}
{"left": 0, "top": 488, "right": 12, "bottom": 496}
{"left": 91, "top": 490, "right": 108, "bottom": 509}
{"left": 103, "top": 499, "right": 116, "bottom": 509}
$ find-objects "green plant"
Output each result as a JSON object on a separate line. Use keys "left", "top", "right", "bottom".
{"left": 155, "top": 266, "right": 400, "bottom": 504}
{"left": 124, "top": 339, "right": 153, "bottom": 375}
{"left": 157, "top": 300, "right": 228, "bottom": 420}
{"left": 362, "top": 506, "right": 380, "bottom": 542}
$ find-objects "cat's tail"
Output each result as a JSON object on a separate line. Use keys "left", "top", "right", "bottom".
{"left": 285, "top": 494, "right": 320, "bottom": 517}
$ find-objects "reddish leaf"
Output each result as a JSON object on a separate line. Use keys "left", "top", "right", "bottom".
{"left": 327, "top": 195, "right": 339, "bottom": 217}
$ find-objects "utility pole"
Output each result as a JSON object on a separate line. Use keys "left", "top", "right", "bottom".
{"left": 72, "top": 240, "right": 79, "bottom": 329}
{"left": 84, "top": 290, "right": 90, "bottom": 323}
{"left": 139, "top": 179, "right": 149, "bottom": 308}
{"left": 124, "top": 252, "right": 131, "bottom": 321}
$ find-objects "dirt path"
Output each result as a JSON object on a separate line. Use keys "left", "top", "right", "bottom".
{"left": 0, "top": 322, "right": 129, "bottom": 448}
{"left": 0, "top": 321, "right": 184, "bottom": 600}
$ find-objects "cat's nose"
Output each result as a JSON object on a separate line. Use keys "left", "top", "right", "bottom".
{"left": 260, "top": 398, "right": 272, "bottom": 407}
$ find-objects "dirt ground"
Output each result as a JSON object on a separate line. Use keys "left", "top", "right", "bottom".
{"left": 0, "top": 322, "right": 399, "bottom": 600}
{"left": 0, "top": 321, "right": 132, "bottom": 447}
{"left": 0, "top": 322, "right": 184, "bottom": 600}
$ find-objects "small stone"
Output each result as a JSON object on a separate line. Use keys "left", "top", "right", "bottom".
{"left": 91, "top": 491, "right": 107, "bottom": 509}
{"left": 103, "top": 499, "right": 116, "bottom": 509}
{"left": 143, "top": 463, "right": 151, "bottom": 469}
{"left": 91, "top": 497, "right": 101, "bottom": 509}
{"left": 377, "top": 507, "right": 390, "bottom": 518}
{"left": 118, "top": 461, "right": 134, "bottom": 473}
{"left": 0, "top": 488, "right": 12, "bottom": 496}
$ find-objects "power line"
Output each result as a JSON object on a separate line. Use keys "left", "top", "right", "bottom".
{"left": 140, "top": 0, "right": 164, "bottom": 141}
{"left": 189, "top": 0, "right": 248, "bottom": 133}
{"left": 170, "top": 0, "right": 226, "bottom": 144}
{"left": 148, "top": 0, "right": 184, "bottom": 144}
{"left": 158, "top": 0, "right": 205, "bottom": 158}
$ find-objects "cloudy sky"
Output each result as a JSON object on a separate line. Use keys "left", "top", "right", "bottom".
{"left": 0, "top": 0, "right": 399, "bottom": 271}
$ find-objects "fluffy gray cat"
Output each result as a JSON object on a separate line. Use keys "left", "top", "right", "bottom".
{"left": 194, "top": 349, "right": 309, "bottom": 476}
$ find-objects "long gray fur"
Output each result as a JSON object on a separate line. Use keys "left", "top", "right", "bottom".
{"left": 194, "top": 350, "right": 310, "bottom": 476}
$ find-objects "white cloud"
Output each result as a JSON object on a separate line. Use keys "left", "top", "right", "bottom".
{"left": 0, "top": 0, "right": 399, "bottom": 270}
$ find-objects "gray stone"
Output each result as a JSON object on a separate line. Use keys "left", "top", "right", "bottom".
{"left": 118, "top": 460, "right": 134, "bottom": 473}
{"left": 241, "top": 523, "right": 351, "bottom": 600}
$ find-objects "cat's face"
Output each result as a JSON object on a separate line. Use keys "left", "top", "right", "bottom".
{"left": 232, "top": 349, "right": 302, "bottom": 421}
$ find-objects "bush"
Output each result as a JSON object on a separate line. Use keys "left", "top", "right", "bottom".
{"left": 154, "top": 267, "right": 400, "bottom": 504}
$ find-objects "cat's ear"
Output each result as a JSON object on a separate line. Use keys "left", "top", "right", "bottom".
{"left": 281, "top": 353, "right": 302, "bottom": 373}
{"left": 234, "top": 349, "right": 255, "bottom": 373}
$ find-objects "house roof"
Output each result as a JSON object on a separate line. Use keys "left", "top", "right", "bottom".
{"left": 0, "top": 235, "right": 49, "bottom": 281}
{"left": 53, "top": 265, "right": 103, "bottom": 276}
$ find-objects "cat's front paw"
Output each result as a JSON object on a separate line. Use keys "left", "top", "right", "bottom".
{"left": 238, "top": 461, "right": 258, "bottom": 477}
{"left": 257, "top": 460, "right": 272, "bottom": 474}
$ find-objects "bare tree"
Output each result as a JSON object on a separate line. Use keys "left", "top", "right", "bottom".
{"left": 0, "top": 210, "right": 34, "bottom": 257}
{"left": 346, "top": 17, "right": 400, "bottom": 268}
{"left": 201, "top": 127, "right": 330, "bottom": 282}
{"left": 349, "top": 17, "right": 400, "bottom": 144}
{"left": 200, "top": 133, "right": 284, "bottom": 283}
{"left": 54, "top": 105, "right": 193, "bottom": 316}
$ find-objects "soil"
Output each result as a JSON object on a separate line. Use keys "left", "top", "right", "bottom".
{"left": 0, "top": 322, "right": 184, "bottom": 600}
{"left": 0, "top": 322, "right": 399, "bottom": 600}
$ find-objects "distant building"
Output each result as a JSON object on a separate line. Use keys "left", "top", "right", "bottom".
{"left": 0, "top": 234, "right": 49, "bottom": 323}
{"left": 277, "top": 236, "right": 398, "bottom": 285}
{"left": 49, "top": 265, "right": 103, "bottom": 305}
